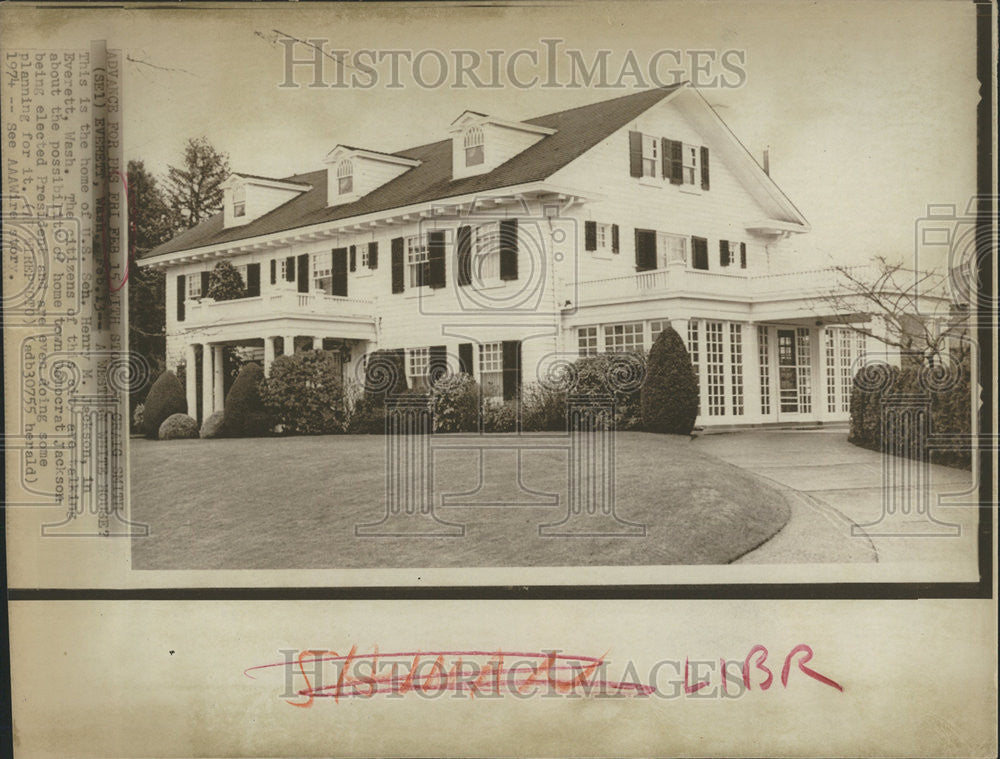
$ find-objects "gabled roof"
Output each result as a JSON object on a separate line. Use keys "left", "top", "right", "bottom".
{"left": 144, "top": 83, "right": 800, "bottom": 260}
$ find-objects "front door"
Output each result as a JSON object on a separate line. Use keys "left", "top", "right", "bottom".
{"left": 777, "top": 328, "right": 812, "bottom": 420}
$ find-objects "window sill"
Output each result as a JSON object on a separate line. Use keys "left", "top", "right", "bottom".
{"left": 638, "top": 177, "right": 662, "bottom": 189}
{"left": 679, "top": 186, "right": 703, "bottom": 196}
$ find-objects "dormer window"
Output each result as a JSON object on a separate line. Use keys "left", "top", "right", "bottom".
{"left": 337, "top": 159, "right": 354, "bottom": 195}
{"left": 232, "top": 184, "right": 246, "bottom": 217}
{"left": 464, "top": 126, "right": 484, "bottom": 166}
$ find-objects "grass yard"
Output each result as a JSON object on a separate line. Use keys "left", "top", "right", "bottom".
{"left": 130, "top": 432, "right": 791, "bottom": 569}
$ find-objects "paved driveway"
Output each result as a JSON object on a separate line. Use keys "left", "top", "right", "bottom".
{"left": 692, "top": 430, "right": 980, "bottom": 578}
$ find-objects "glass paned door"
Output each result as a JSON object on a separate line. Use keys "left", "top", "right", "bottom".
{"left": 777, "top": 328, "right": 813, "bottom": 418}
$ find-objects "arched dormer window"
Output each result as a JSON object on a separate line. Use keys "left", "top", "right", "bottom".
{"left": 232, "top": 183, "right": 246, "bottom": 217}
{"left": 464, "top": 126, "right": 484, "bottom": 166}
{"left": 336, "top": 159, "right": 354, "bottom": 195}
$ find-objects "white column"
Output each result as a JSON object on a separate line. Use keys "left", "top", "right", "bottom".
{"left": 185, "top": 343, "right": 198, "bottom": 419}
{"left": 263, "top": 337, "right": 276, "bottom": 376}
{"left": 201, "top": 343, "right": 214, "bottom": 421}
{"left": 213, "top": 345, "right": 225, "bottom": 412}
{"left": 283, "top": 334, "right": 296, "bottom": 356}
{"left": 312, "top": 336, "right": 322, "bottom": 351}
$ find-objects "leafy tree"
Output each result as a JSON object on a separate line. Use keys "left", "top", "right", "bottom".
{"left": 206, "top": 260, "right": 246, "bottom": 301}
{"left": 127, "top": 160, "right": 173, "bottom": 416}
{"left": 640, "top": 326, "right": 699, "bottom": 435}
{"left": 163, "top": 137, "right": 230, "bottom": 231}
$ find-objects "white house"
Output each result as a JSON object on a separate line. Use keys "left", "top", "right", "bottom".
{"left": 138, "top": 83, "right": 902, "bottom": 428}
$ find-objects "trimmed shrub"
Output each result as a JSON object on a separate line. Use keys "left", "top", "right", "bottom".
{"left": 158, "top": 413, "right": 199, "bottom": 440}
{"left": 260, "top": 350, "right": 345, "bottom": 435}
{"left": 640, "top": 327, "right": 698, "bottom": 435}
{"left": 482, "top": 399, "right": 517, "bottom": 433}
{"left": 223, "top": 362, "right": 272, "bottom": 437}
{"left": 141, "top": 370, "right": 187, "bottom": 439}
{"left": 363, "top": 349, "right": 409, "bottom": 405}
{"left": 520, "top": 384, "right": 567, "bottom": 432}
{"left": 431, "top": 374, "right": 480, "bottom": 433}
{"left": 199, "top": 410, "right": 226, "bottom": 439}
{"left": 575, "top": 351, "right": 647, "bottom": 431}
{"left": 345, "top": 395, "right": 387, "bottom": 434}
{"left": 206, "top": 260, "right": 246, "bottom": 301}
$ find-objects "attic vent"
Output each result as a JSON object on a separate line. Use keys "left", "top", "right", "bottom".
{"left": 463, "top": 126, "right": 484, "bottom": 166}
{"left": 336, "top": 159, "right": 354, "bottom": 195}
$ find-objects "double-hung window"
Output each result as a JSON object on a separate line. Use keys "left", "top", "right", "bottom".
{"left": 408, "top": 347, "right": 430, "bottom": 391}
{"left": 472, "top": 222, "right": 501, "bottom": 283}
{"left": 406, "top": 234, "right": 430, "bottom": 288}
{"left": 312, "top": 254, "right": 332, "bottom": 294}
{"left": 658, "top": 232, "right": 687, "bottom": 266}
{"left": 642, "top": 134, "right": 658, "bottom": 177}
{"left": 232, "top": 184, "right": 246, "bottom": 218}
{"left": 479, "top": 342, "right": 504, "bottom": 398}
{"left": 682, "top": 144, "right": 699, "bottom": 185}
{"left": 337, "top": 159, "right": 353, "bottom": 195}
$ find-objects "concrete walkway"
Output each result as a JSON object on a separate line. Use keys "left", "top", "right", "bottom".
{"left": 692, "top": 430, "right": 980, "bottom": 576}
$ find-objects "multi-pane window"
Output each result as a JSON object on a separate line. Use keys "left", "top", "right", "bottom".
{"left": 650, "top": 320, "right": 669, "bottom": 345}
{"left": 642, "top": 134, "right": 658, "bottom": 177}
{"left": 796, "top": 327, "right": 812, "bottom": 414}
{"left": 658, "top": 233, "right": 687, "bottom": 266}
{"left": 838, "top": 329, "right": 854, "bottom": 412}
{"left": 705, "top": 321, "right": 725, "bottom": 416}
{"left": 479, "top": 342, "right": 504, "bottom": 398}
{"left": 464, "top": 126, "right": 484, "bottom": 166}
{"left": 682, "top": 144, "right": 699, "bottom": 185}
{"left": 232, "top": 184, "right": 246, "bottom": 217}
{"left": 313, "top": 254, "right": 332, "bottom": 294}
{"left": 187, "top": 272, "right": 204, "bottom": 299}
{"left": 825, "top": 330, "right": 838, "bottom": 414}
{"left": 407, "top": 234, "right": 429, "bottom": 288}
{"left": 473, "top": 223, "right": 500, "bottom": 282}
{"left": 758, "top": 326, "right": 771, "bottom": 416}
{"left": 337, "top": 159, "right": 353, "bottom": 195}
{"left": 688, "top": 320, "right": 701, "bottom": 415}
{"left": 604, "top": 322, "right": 644, "bottom": 353}
{"left": 408, "top": 347, "right": 430, "bottom": 391}
{"left": 729, "top": 323, "right": 744, "bottom": 416}
{"left": 577, "top": 327, "right": 599, "bottom": 357}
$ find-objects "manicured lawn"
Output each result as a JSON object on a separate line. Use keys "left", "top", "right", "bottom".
{"left": 130, "top": 432, "right": 790, "bottom": 569}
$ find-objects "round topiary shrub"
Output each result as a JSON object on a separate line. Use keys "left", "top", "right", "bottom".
{"left": 141, "top": 370, "right": 187, "bottom": 439}
{"left": 259, "top": 350, "right": 344, "bottom": 435}
{"left": 223, "top": 362, "right": 272, "bottom": 437}
{"left": 199, "top": 410, "right": 226, "bottom": 439}
{"left": 640, "top": 325, "right": 699, "bottom": 435}
{"left": 158, "top": 413, "right": 199, "bottom": 440}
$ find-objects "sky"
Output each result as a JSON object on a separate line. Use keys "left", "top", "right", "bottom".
{"left": 4, "top": 0, "right": 981, "bottom": 267}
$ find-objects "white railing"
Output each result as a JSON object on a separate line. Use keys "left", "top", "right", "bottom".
{"left": 185, "top": 290, "right": 374, "bottom": 324}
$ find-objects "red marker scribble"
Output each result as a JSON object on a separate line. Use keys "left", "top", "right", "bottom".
{"left": 245, "top": 649, "right": 655, "bottom": 705}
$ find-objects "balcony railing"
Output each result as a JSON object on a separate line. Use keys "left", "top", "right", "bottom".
{"left": 574, "top": 264, "right": 875, "bottom": 305}
{"left": 185, "top": 290, "right": 374, "bottom": 325}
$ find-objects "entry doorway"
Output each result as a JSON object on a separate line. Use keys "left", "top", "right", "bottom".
{"left": 776, "top": 328, "right": 813, "bottom": 420}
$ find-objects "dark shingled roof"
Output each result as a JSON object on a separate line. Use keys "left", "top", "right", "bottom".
{"left": 143, "top": 85, "right": 684, "bottom": 259}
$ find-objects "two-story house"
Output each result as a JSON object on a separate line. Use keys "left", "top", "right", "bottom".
{"left": 138, "top": 83, "right": 889, "bottom": 428}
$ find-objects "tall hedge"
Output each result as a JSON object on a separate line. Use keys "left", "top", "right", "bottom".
{"left": 223, "top": 362, "right": 271, "bottom": 437}
{"left": 259, "top": 350, "right": 345, "bottom": 435}
{"left": 141, "top": 370, "right": 187, "bottom": 439}
{"left": 640, "top": 326, "right": 699, "bottom": 435}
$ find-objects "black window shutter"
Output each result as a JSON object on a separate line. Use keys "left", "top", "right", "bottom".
{"left": 719, "top": 240, "right": 730, "bottom": 267}
{"left": 429, "top": 345, "right": 448, "bottom": 386}
{"left": 246, "top": 263, "right": 261, "bottom": 296}
{"left": 669, "top": 139, "right": 684, "bottom": 184}
{"left": 501, "top": 340, "right": 522, "bottom": 401}
{"left": 286, "top": 255, "right": 295, "bottom": 282}
{"left": 199, "top": 271, "right": 211, "bottom": 299}
{"left": 296, "top": 253, "right": 309, "bottom": 293}
{"left": 499, "top": 219, "right": 518, "bottom": 281}
{"left": 700, "top": 146, "right": 710, "bottom": 190}
{"left": 692, "top": 236, "right": 709, "bottom": 270}
{"left": 458, "top": 342, "right": 474, "bottom": 375}
{"left": 427, "top": 230, "right": 446, "bottom": 289}
{"left": 270, "top": 259, "right": 276, "bottom": 285}
{"left": 634, "top": 228, "right": 657, "bottom": 272}
{"left": 349, "top": 245, "right": 357, "bottom": 272}
{"left": 368, "top": 241, "right": 378, "bottom": 270}
{"left": 331, "top": 247, "right": 348, "bottom": 296}
{"left": 612, "top": 224, "right": 620, "bottom": 254}
{"left": 391, "top": 237, "right": 405, "bottom": 294}
{"left": 456, "top": 225, "right": 472, "bottom": 287}
{"left": 584, "top": 220, "right": 597, "bottom": 251}
{"left": 628, "top": 131, "right": 643, "bottom": 177}
{"left": 176, "top": 274, "right": 185, "bottom": 322}
{"left": 740, "top": 242, "right": 747, "bottom": 269}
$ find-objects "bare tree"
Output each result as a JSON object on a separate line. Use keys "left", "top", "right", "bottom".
{"left": 819, "top": 255, "right": 970, "bottom": 364}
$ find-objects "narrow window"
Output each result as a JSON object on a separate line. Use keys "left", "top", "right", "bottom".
{"left": 337, "top": 158, "right": 354, "bottom": 195}
{"left": 464, "top": 125, "right": 484, "bottom": 166}
{"left": 478, "top": 342, "right": 504, "bottom": 398}
{"left": 232, "top": 184, "right": 246, "bottom": 217}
